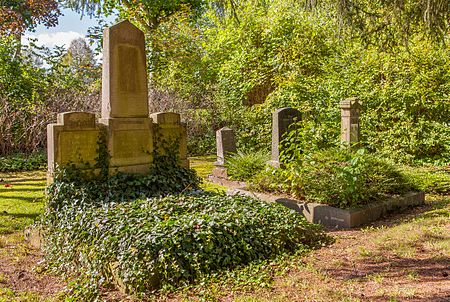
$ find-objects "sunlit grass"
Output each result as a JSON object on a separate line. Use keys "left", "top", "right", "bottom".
{"left": 0, "top": 171, "right": 46, "bottom": 235}
{"left": 189, "top": 155, "right": 227, "bottom": 193}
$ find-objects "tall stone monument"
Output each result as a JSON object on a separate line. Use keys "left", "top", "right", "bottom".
{"left": 99, "top": 20, "right": 154, "bottom": 174}
{"left": 270, "top": 108, "right": 301, "bottom": 168}
{"left": 47, "top": 20, "right": 189, "bottom": 179}
{"left": 340, "top": 97, "right": 361, "bottom": 146}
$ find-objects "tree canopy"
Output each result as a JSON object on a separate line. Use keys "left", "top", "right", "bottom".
{"left": 0, "top": 0, "right": 60, "bottom": 36}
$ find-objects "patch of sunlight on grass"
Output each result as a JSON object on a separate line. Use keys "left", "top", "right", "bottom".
{"left": 0, "top": 171, "right": 46, "bottom": 235}
{"left": 190, "top": 156, "right": 227, "bottom": 193}
{"left": 374, "top": 196, "right": 450, "bottom": 258}
{"left": 0, "top": 287, "right": 52, "bottom": 302}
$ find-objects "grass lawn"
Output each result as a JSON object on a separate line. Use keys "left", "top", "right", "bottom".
{"left": 189, "top": 155, "right": 227, "bottom": 192}
{"left": 0, "top": 171, "right": 46, "bottom": 239}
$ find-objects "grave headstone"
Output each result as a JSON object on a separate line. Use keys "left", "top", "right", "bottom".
{"left": 270, "top": 108, "right": 301, "bottom": 167}
{"left": 215, "top": 127, "right": 236, "bottom": 166}
{"left": 99, "top": 20, "right": 154, "bottom": 174}
{"left": 47, "top": 20, "right": 190, "bottom": 180}
{"left": 150, "top": 112, "right": 188, "bottom": 168}
{"left": 101, "top": 20, "right": 148, "bottom": 118}
{"left": 340, "top": 97, "right": 361, "bottom": 146}
{"left": 47, "top": 112, "right": 100, "bottom": 176}
{"left": 212, "top": 127, "right": 236, "bottom": 179}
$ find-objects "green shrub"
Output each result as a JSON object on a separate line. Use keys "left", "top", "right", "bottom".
{"left": 43, "top": 183, "right": 327, "bottom": 298}
{"left": 225, "top": 150, "right": 269, "bottom": 181}
{"left": 400, "top": 166, "right": 450, "bottom": 195}
{"left": 254, "top": 148, "right": 416, "bottom": 209}
{"left": 0, "top": 152, "right": 46, "bottom": 172}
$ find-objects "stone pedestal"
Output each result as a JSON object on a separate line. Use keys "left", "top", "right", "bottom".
{"left": 151, "top": 112, "right": 189, "bottom": 168}
{"left": 340, "top": 97, "right": 361, "bottom": 146}
{"left": 99, "top": 117, "right": 154, "bottom": 174}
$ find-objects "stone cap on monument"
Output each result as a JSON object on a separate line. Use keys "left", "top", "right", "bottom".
{"left": 56, "top": 112, "right": 96, "bottom": 129}
{"left": 340, "top": 97, "right": 361, "bottom": 110}
{"left": 101, "top": 20, "right": 149, "bottom": 119}
{"left": 150, "top": 112, "right": 181, "bottom": 124}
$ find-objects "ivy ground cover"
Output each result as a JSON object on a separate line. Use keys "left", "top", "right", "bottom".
{"left": 42, "top": 171, "right": 328, "bottom": 299}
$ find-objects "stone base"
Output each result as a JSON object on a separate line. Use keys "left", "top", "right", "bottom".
{"left": 212, "top": 165, "right": 228, "bottom": 179}
{"left": 109, "top": 261, "right": 160, "bottom": 294}
{"left": 268, "top": 160, "right": 281, "bottom": 168}
{"left": 227, "top": 189, "right": 425, "bottom": 229}
{"left": 24, "top": 226, "right": 43, "bottom": 250}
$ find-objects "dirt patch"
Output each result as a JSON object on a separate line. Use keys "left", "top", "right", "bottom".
{"left": 0, "top": 241, "right": 65, "bottom": 298}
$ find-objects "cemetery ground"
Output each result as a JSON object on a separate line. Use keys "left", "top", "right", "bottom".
{"left": 0, "top": 158, "right": 448, "bottom": 302}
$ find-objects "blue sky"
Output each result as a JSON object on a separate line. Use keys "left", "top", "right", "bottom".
{"left": 23, "top": 8, "right": 116, "bottom": 49}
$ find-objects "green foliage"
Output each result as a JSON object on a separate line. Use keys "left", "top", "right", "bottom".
{"left": 43, "top": 180, "right": 327, "bottom": 298}
{"left": 0, "top": 36, "right": 101, "bottom": 156}
{"left": 145, "top": 0, "right": 449, "bottom": 165}
{"left": 225, "top": 150, "right": 269, "bottom": 181}
{"left": 0, "top": 152, "right": 46, "bottom": 172}
{"left": 254, "top": 148, "right": 416, "bottom": 209}
{"left": 400, "top": 166, "right": 450, "bottom": 195}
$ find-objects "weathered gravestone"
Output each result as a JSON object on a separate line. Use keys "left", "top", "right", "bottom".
{"left": 215, "top": 127, "right": 236, "bottom": 166}
{"left": 270, "top": 108, "right": 301, "bottom": 168}
{"left": 212, "top": 127, "right": 236, "bottom": 178}
{"left": 47, "top": 20, "right": 188, "bottom": 180}
{"left": 99, "top": 20, "right": 154, "bottom": 174}
{"left": 47, "top": 112, "right": 100, "bottom": 176}
{"left": 150, "top": 112, "right": 188, "bottom": 168}
{"left": 340, "top": 97, "right": 361, "bottom": 146}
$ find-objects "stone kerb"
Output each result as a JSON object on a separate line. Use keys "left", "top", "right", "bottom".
{"left": 340, "top": 97, "right": 361, "bottom": 145}
{"left": 150, "top": 112, "right": 189, "bottom": 168}
{"left": 47, "top": 112, "right": 100, "bottom": 176}
{"left": 270, "top": 107, "right": 301, "bottom": 168}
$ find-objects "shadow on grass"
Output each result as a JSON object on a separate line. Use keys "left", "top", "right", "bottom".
{"left": 0, "top": 195, "right": 43, "bottom": 203}
{"left": 0, "top": 212, "right": 40, "bottom": 220}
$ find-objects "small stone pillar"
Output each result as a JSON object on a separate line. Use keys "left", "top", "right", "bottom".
{"left": 212, "top": 127, "right": 236, "bottom": 178}
{"left": 270, "top": 108, "right": 301, "bottom": 168}
{"left": 340, "top": 97, "right": 361, "bottom": 146}
{"left": 151, "top": 112, "right": 189, "bottom": 168}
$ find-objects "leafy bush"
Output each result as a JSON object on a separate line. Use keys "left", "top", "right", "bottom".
{"left": 225, "top": 150, "right": 269, "bottom": 181}
{"left": 0, "top": 152, "right": 46, "bottom": 172}
{"left": 43, "top": 179, "right": 327, "bottom": 298}
{"left": 254, "top": 148, "right": 416, "bottom": 209}
{"left": 400, "top": 166, "right": 450, "bottom": 195}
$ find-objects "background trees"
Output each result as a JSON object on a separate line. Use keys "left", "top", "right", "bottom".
{"left": 1, "top": 0, "right": 449, "bottom": 164}
{"left": 0, "top": 0, "right": 60, "bottom": 36}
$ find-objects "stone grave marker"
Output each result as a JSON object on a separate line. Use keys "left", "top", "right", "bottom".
{"left": 215, "top": 127, "right": 236, "bottom": 165}
{"left": 212, "top": 127, "right": 236, "bottom": 178}
{"left": 270, "top": 108, "right": 301, "bottom": 167}
{"left": 47, "top": 111, "right": 99, "bottom": 177}
{"left": 340, "top": 97, "right": 361, "bottom": 146}
{"left": 48, "top": 20, "right": 189, "bottom": 179}
{"left": 99, "top": 20, "right": 154, "bottom": 174}
{"left": 150, "top": 112, "right": 188, "bottom": 168}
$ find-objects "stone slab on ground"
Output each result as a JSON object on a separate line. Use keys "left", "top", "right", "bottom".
{"left": 227, "top": 188, "right": 425, "bottom": 229}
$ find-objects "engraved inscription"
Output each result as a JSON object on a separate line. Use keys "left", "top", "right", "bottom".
{"left": 59, "top": 131, "right": 98, "bottom": 165}
{"left": 118, "top": 45, "right": 139, "bottom": 93}
{"left": 113, "top": 130, "right": 151, "bottom": 159}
